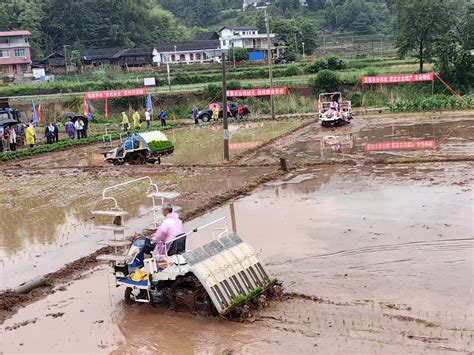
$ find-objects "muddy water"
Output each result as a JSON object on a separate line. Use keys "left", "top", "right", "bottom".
{"left": 243, "top": 113, "right": 474, "bottom": 163}
{"left": 4, "top": 120, "right": 304, "bottom": 169}
{"left": 0, "top": 166, "right": 272, "bottom": 290}
{"left": 2, "top": 162, "right": 472, "bottom": 353}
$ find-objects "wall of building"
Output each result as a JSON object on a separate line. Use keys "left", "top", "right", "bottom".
{"left": 0, "top": 35, "right": 32, "bottom": 74}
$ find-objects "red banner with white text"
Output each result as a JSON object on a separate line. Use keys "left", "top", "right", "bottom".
{"left": 84, "top": 88, "right": 147, "bottom": 100}
{"left": 362, "top": 73, "right": 434, "bottom": 85}
{"left": 364, "top": 140, "right": 436, "bottom": 152}
{"left": 227, "top": 87, "right": 288, "bottom": 97}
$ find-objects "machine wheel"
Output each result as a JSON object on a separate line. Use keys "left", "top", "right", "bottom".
{"left": 201, "top": 114, "right": 211, "bottom": 123}
{"left": 128, "top": 152, "right": 146, "bottom": 165}
{"left": 169, "top": 275, "right": 217, "bottom": 316}
{"left": 124, "top": 287, "right": 135, "bottom": 305}
{"left": 124, "top": 287, "right": 149, "bottom": 304}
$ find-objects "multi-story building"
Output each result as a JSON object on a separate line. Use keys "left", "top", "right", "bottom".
{"left": 152, "top": 32, "right": 222, "bottom": 66}
{"left": 219, "top": 26, "right": 279, "bottom": 56}
{"left": 0, "top": 30, "right": 32, "bottom": 74}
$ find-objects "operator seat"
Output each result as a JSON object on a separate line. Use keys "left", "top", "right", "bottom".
{"left": 167, "top": 234, "right": 186, "bottom": 256}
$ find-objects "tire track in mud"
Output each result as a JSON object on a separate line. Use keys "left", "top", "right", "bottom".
{"left": 267, "top": 237, "right": 474, "bottom": 267}
{"left": 0, "top": 169, "right": 290, "bottom": 324}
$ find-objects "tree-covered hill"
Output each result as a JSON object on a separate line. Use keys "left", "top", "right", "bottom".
{"left": 0, "top": 0, "right": 191, "bottom": 59}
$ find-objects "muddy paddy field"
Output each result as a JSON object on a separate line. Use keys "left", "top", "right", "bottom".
{"left": 0, "top": 112, "right": 473, "bottom": 354}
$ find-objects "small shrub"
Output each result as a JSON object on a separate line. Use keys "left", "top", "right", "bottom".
{"left": 283, "top": 64, "right": 304, "bottom": 76}
{"left": 309, "top": 70, "right": 341, "bottom": 93}
{"left": 327, "top": 56, "right": 346, "bottom": 70}
{"left": 306, "top": 59, "right": 328, "bottom": 73}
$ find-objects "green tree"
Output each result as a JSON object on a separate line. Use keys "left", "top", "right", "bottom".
{"left": 310, "top": 70, "right": 340, "bottom": 93}
{"left": 324, "top": 0, "right": 337, "bottom": 27}
{"left": 395, "top": 0, "right": 450, "bottom": 73}
{"left": 228, "top": 48, "right": 248, "bottom": 62}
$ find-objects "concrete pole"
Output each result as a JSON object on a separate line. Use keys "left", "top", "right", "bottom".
{"left": 63, "top": 45, "right": 69, "bottom": 75}
{"left": 265, "top": 9, "right": 275, "bottom": 120}
{"left": 221, "top": 51, "right": 229, "bottom": 161}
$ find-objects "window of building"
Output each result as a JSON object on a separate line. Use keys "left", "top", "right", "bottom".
{"left": 171, "top": 54, "right": 176, "bottom": 62}
{"left": 0, "top": 50, "right": 9, "bottom": 58}
{"left": 24, "top": 37, "right": 29, "bottom": 43}
{"left": 20, "top": 63, "right": 28, "bottom": 72}
{"left": 223, "top": 40, "right": 226, "bottom": 46}
{"left": 179, "top": 54, "right": 185, "bottom": 62}
{"left": 196, "top": 53, "right": 201, "bottom": 60}
{"left": 14, "top": 49, "right": 26, "bottom": 58}
{"left": 0, "top": 38, "right": 10, "bottom": 44}
{"left": 190, "top": 53, "right": 194, "bottom": 61}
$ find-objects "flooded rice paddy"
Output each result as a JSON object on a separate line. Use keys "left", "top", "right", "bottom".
{"left": 0, "top": 111, "right": 473, "bottom": 353}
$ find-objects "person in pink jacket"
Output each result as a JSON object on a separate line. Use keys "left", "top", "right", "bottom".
{"left": 151, "top": 204, "right": 184, "bottom": 257}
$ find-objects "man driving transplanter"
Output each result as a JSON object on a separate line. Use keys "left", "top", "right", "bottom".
{"left": 143, "top": 204, "right": 184, "bottom": 257}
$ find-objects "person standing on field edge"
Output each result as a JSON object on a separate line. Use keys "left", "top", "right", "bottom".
{"left": 122, "top": 112, "right": 130, "bottom": 131}
{"left": 26, "top": 123, "right": 35, "bottom": 148}
{"left": 74, "top": 117, "right": 84, "bottom": 139}
{"left": 159, "top": 110, "right": 167, "bottom": 127}
{"left": 82, "top": 116, "right": 89, "bottom": 138}
{"left": 45, "top": 122, "right": 56, "bottom": 144}
{"left": 53, "top": 119, "right": 59, "bottom": 142}
{"left": 192, "top": 107, "right": 199, "bottom": 125}
{"left": 145, "top": 110, "right": 151, "bottom": 129}
{"left": 212, "top": 105, "right": 219, "bottom": 121}
{"left": 65, "top": 118, "right": 75, "bottom": 140}
{"left": 133, "top": 110, "right": 141, "bottom": 130}
{"left": 8, "top": 126, "right": 17, "bottom": 151}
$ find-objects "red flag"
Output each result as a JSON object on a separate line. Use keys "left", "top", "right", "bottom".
{"left": 83, "top": 98, "right": 89, "bottom": 117}
{"left": 37, "top": 104, "right": 42, "bottom": 123}
{"left": 105, "top": 98, "right": 108, "bottom": 120}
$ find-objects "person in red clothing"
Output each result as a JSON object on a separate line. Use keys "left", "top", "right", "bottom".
{"left": 237, "top": 104, "right": 244, "bottom": 120}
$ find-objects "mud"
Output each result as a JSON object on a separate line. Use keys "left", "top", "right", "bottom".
{"left": 0, "top": 111, "right": 473, "bottom": 353}
{"left": 2, "top": 161, "right": 473, "bottom": 353}
{"left": 241, "top": 111, "right": 474, "bottom": 164}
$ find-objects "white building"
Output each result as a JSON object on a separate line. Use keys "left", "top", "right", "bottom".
{"left": 242, "top": 0, "right": 307, "bottom": 11}
{"left": 219, "top": 26, "right": 277, "bottom": 52}
{"left": 152, "top": 39, "right": 221, "bottom": 66}
{"left": 151, "top": 27, "right": 280, "bottom": 66}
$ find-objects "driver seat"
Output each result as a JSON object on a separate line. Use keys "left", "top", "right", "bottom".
{"left": 167, "top": 234, "right": 186, "bottom": 256}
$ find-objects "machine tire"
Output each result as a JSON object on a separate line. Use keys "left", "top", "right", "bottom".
{"left": 169, "top": 275, "right": 217, "bottom": 316}
{"left": 128, "top": 152, "right": 146, "bottom": 165}
{"left": 124, "top": 287, "right": 134, "bottom": 305}
{"left": 201, "top": 114, "right": 211, "bottom": 123}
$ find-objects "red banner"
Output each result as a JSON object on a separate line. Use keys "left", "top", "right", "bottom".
{"left": 229, "top": 141, "right": 262, "bottom": 150}
{"left": 227, "top": 87, "right": 288, "bottom": 97}
{"left": 362, "top": 73, "right": 434, "bottom": 85}
{"left": 364, "top": 140, "right": 436, "bottom": 152}
{"left": 84, "top": 88, "right": 147, "bottom": 100}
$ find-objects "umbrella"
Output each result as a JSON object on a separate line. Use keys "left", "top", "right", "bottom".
{"left": 60, "top": 112, "right": 77, "bottom": 121}
{"left": 208, "top": 103, "right": 221, "bottom": 110}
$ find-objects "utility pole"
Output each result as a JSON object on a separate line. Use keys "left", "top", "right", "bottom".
{"left": 166, "top": 62, "right": 171, "bottom": 92}
{"left": 302, "top": 41, "right": 305, "bottom": 60}
{"left": 232, "top": 42, "right": 236, "bottom": 68}
{"left": 221, "top": 51, "right": 229, "bottom": 161}
{"left": 323, "top": 33, "right": 326, "bottom": 57}
{"left": 63, "top": 45, "right": 69, "bottom": 75}
{"left": 265, "top": 9, "right": 275, "bottom": 120}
